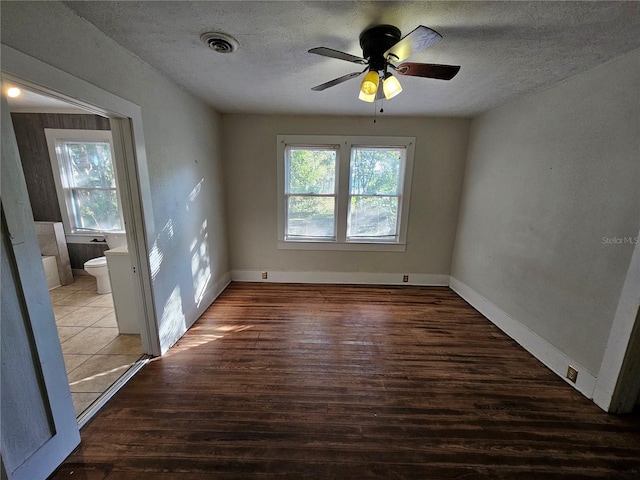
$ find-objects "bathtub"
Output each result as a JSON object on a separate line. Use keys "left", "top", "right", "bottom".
{"left": 42, "top": 255, "right": 61, "bottom": 290}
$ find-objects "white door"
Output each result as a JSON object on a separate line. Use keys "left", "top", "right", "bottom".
{"left": 0, "top": 95, "right": 80, "bottom": 479}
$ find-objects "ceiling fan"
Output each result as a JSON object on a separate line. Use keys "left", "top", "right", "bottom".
{"left": 309, "top": 24, "right": 460, "bottom": 102}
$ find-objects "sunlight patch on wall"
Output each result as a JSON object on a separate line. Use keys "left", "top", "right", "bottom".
{"left": 191, "top": 219, "right": 212, "bottom": 308}
{"left": 187, "top": 178, "right": 204, "bottom": 210}
{"left": 158, "top": 284, "right": 186, "bottom": 353}
{"left": 149, "top": 218, "right": 175, "bottom": 280}
{"left": 149, "top": 242, "right": 164, "bottom": 281}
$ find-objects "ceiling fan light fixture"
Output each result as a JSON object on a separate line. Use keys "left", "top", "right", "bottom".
{"left": 383, "top": 73, "right": 402, "bottom": 99}
{"left": 309, "top": 24, "right": 459, "bottom": 105}
{"left": 358, "top": 89, "right": 376, "bottom": 103}
{"left": 360, "top": 70, "right": 379, "bottom": 96}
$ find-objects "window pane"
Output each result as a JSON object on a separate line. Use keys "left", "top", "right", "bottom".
{"left": 350, "top": 148, "right": 402, "bottom": 195}
{"left": 65, "top": 141, "right": 115, "bottom": 188}
{"left": 288, "top": 148, "right": 336, "bottom": 194}
{"left": 71, "top": 189, "right": 122, "bottom": 231}
{"left": 348, "top": 196, "right": 398, "bottom": 239}
{"left": 287, "top": 196, "right": 335, "bottom": 238}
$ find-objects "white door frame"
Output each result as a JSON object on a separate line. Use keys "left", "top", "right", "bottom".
{"left": 1, "top": 44, "right": 160, "bottom": 356}
{"left": 1, "top": 94, "right": 80, "bottom": 480}
{"left": 593, "top": 226, "right": 640, "bottom": 412}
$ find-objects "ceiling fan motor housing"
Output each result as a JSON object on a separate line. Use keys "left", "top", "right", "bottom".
{"left": 359, "top": 24, "right": 401, "bottom": 71}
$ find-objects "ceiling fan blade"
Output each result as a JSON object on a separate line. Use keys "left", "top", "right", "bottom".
{"left": 396, "top": 63, "right": 460, "bottom": 80}
{"left": 384, "top": 26, "right": 442, "bottom": 62}
{"left": 308, "top": 47, "right": 367, "bottom": 65}
{"left": 311, "top": 71, "right": 365, "bottom": 91}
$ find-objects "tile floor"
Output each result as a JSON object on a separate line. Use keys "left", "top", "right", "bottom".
{"left": 50, "top": 275, "right": 142, "bottom": 416}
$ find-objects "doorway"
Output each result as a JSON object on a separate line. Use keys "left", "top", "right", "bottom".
{"left": 1, "top": 45, "right": 161, "bottom": 479}
{"left": 3, "top": 78, "right": 156, "bottom": 422}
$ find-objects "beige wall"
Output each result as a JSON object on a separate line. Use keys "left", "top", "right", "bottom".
{"left": 223, "top": 114, "right": 469, "bottom": 277}
{"left": 451, "top": 48, "right": 640, "bottom": 375}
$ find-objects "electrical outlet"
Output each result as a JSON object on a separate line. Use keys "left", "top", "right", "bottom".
{"left": 261, "top": 272, "right": 268, "bottom": 280}
{"left": 566, "top": 365, "right": 578, "bottom": 383}
{"left": 403, "top": 275, "right": 409, "bottom": 283}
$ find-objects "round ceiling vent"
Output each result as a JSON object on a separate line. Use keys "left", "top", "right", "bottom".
{"left": 200, "top": 32, "right": 238, "bottom": 53}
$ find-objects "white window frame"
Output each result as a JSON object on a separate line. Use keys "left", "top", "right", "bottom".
{"left": 284, "top": 143, "right": 340, "bottom": 241}
{"left": 277, "top": 135, "right": 415, "bottom": 252}
{"left": 44, "top": 128, "right": 124, "bottom": 242}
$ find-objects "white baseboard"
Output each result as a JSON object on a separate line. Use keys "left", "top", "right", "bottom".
{"left": 231, "top": 270, "right": 450, "bottom": 286}
{"left": 449, "top": 276, "right": 597, "bottom": 399}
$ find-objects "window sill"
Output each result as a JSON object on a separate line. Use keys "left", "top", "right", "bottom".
{"left": 278, "top": 241, "right": 406, "bottom": 252}
{"left": 65, "top": 234, "right": 107, "bottom": 244}
{"left": 65, "top": 231, "right": 124, "bottom": 244}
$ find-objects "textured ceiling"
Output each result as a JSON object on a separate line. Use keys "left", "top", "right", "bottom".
{"left": 64, "top": 1, "right": 640, "bottom": 117}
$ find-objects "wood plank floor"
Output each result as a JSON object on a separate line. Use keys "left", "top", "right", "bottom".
{"left": 51, "top": 283, "right": 640, "bottom": 479}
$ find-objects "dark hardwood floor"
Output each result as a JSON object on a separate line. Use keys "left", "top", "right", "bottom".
{"left": 51, "top": 283, "right": 640, "bottom": 479}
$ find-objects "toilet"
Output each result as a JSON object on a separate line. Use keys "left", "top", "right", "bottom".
{"left": 83, "top": 233, "right": 127, "bottom": 294}
{"left": 84, "top": 256, "right": 111, "bottom": 293}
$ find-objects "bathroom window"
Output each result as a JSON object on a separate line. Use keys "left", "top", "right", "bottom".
{"left": 45, "top": 129, "right": 124, "bottom": 236}
{"left": 277, "top": 135, "right": 415, "bottom": 251}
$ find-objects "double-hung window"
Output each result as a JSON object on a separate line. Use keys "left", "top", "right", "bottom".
{"left": 278, "top": 135, "right": 415, "bottom": 251}
{"left": 45, "top": 129, "right": 123, "bottom": 237}
{"left": 348, "top": 146, "right": 405, "bottom": 242}
{"left": 284, "top": 145, "right": 339, "bottom": 240}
